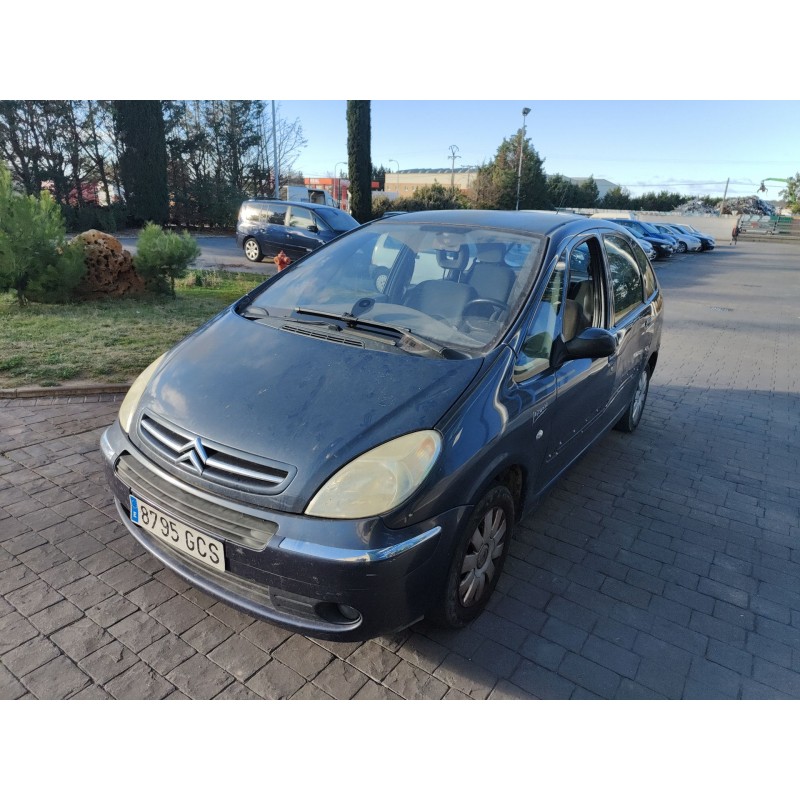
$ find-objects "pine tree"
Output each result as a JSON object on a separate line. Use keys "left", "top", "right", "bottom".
{"left": 473, "top": 129, "right": 547, "bottom": 210}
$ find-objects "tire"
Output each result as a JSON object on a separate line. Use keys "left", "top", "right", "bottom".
{"left": 431, "top": 484, "right": 515, "bottom": 628}
{"left": 678, "top": 242, "right": 687, "bottom": 254}
{"left": 244, "top": 238, "right": 264, "bottom": 263}
{"left": 614, "top": 364, "right": 650, "bottom": 433}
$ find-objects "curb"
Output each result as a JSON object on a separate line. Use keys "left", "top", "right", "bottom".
{"left": 0, "top": 383, "right": 131, "bottom": 400}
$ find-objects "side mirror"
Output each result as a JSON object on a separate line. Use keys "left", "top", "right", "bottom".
{"left": 563, "top": 328, "right": 617, "bottom": 361}
{"left": 307, "top": 225, "right": 319, "bottom": 234}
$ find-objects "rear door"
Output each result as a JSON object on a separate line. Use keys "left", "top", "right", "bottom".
{"left": 256, "top": 202, "right": 289, "bottom": 257}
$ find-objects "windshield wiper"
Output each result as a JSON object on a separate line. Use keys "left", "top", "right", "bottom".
{"left": 294, "top": 307, "right": 459, "bottom": 358}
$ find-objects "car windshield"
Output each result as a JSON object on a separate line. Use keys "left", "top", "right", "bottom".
{"left": 241, "top": 221, "right": 545, "bottom": 356}
{"left": 315, "top": 207, "right": 360, "bottom": 233}
{"left": 641, "top": 222, "right": 663, "bottom": 235}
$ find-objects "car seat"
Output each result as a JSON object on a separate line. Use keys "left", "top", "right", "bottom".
{"left": 405, "top": 280, "right": 477, "bottom": 323}
{"left": 465, "top": 243, "right": 516, "bottom": 305}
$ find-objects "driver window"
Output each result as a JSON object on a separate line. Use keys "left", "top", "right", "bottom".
{"left": 515, "top": 264, "right": 564, "bottom": 381}
{"left": 287, "top": 206, "right": 315, "bottom": 230}
{"left": 564, "top": 237, "right": 604, "bottom": 341}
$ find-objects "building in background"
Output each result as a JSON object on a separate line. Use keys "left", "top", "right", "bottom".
{"left": 378, "top": 169, "right": 618, "bottom": 201}
{"left": 303, "top": 171, "right": 619, "bottom": 209}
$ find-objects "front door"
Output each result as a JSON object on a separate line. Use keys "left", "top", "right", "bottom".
{"left": 283, "top": 205, "right": 322, "bottom": 259}
{"left": 543, "top": 235, "right": 617, "bottom": 481}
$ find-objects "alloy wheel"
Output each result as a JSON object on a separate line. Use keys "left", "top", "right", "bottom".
{"left": 244, "top": 239, "right": 261, "bottom": 261}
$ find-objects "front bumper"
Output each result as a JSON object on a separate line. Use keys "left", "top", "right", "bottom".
{"left": 101, "top": 422, "right": 467, "bottom": 641}
{"left": 653, "top": 244, "right": 674, "bottom": 259}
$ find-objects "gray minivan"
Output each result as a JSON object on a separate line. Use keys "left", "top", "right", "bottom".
{"left": 236, "top": 198, "right": 359, "bottom": 263}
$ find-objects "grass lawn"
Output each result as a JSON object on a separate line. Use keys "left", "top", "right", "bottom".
{"left": 0, "top": 270, "right": 266, "bottom": 389}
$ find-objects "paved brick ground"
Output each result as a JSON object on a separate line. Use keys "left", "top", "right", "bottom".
{"left": 1, "top": 240, "right": 799, "bottom": 699}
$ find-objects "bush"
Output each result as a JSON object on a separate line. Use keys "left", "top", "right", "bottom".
{"left": 61, "top": 203, "right": 124, "bottom": 234}
{"left": 133, "top": 222, "right": 201, "bottom": 296}
{"left": 0, "top": 163, "right": 87, "bottom": 305}
{"left": 370, "top": 183, "right": 471, "bottom": 219}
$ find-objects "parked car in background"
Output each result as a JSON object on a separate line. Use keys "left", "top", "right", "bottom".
{"left": 635, "top": 237, "right": 657, "bottom": 261}
{"left": 652, "top": 223, "right": 702, "bottom": 253}
{"left": 669, "top": 223, "right": 716, "bottom": 251}
{"left": 604, "top": 218, "right": 676, "bottom": 259}
{"left": 102, "top": 210, "right": 663, "bottom": 641}
{"left": 236, "top": 199, "right": 359, "bottom": 263}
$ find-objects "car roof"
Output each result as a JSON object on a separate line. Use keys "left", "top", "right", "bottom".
{"left": 244, "top": 197, "right": 339, "bottom": 212}
{"left": 376, "top": 209, "right": 622, "bottom": 238}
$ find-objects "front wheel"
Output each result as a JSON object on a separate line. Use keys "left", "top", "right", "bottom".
{"left": 678, "top": 242, "right": 687, "bottom": 254}
{"left": 615, "top": 364, "right": 650, "bottom": 432}
{"left": 244, "top": 238, "right": 264, "bottom": 263}
{"left": 431, "top": 484, "right": 515, "bottom": 628}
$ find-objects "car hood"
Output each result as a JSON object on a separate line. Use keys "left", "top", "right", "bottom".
{"left": 138, "top": 308, "right": 484, "bottom": 512}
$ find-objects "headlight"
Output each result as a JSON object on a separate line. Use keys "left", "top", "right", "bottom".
{"left": 306, "top": 430, "right": 442, "bottom": 519}
{"left": 118, "top": 354, "right": 167, "bottom": 434}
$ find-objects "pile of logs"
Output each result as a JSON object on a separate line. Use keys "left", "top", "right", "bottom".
{"left": 75, "top": 230, "right": 145, "bottom": 297}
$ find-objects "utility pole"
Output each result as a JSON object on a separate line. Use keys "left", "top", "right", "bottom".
{"left": 271, "top": 101, "right": 279, "bottom": 199}
{"left": 448, "top": 145, "right": 461, "bottom": 190}
{"left": 515, "top": 107, "right": 531, "bottom": 211}
{"left": 720, "top": 177, "right": 729, "bottom": 216}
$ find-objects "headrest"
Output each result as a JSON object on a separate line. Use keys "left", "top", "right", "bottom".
{"left": 475, "top": 243, "right": 506, "bottom": 263}
{"left": 435, "top": 245, "right": 469, "bottom": 271}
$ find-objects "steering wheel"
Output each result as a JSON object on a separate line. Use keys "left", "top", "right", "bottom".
{"left": 461, "top": 298, "right": 509, "bottom": 335}
{"left": 463, "top": 298, "right": 509, "bottom": 317}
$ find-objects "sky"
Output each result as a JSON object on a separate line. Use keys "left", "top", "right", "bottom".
{"left": 278, "top": 100, "right": 799, "bottom": 201}
{"left": 5, "top": 4, "right": 797, "bottom": 204}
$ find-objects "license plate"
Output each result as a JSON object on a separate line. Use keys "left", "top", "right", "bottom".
{"left": 129, "top": 495, "right": 225, "bottom": 573}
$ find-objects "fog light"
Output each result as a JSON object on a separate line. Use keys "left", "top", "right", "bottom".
{"left": 337, "top": 604, "right": 360, "bottom": 621}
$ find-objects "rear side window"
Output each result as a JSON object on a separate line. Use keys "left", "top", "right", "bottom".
{"left": 603, "top": 234, "right": 644, "bottom": 324}
{"left": 263, "top": 204, "right": 287, "bottom": 225}
{"left": 242, "top": 203, "right": 261, "bottom": 222}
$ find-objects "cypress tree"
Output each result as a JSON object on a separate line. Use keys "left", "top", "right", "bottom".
{"left": 114, "top": 101, "right": 170, "bottom": 225}
{"left": 346, "top": 101, "right": 371, "bottom": 223}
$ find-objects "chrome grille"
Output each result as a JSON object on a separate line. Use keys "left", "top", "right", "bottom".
{"left": 116, "top": 453, "right": 277, "bottom": 550}
{"left": 139, "top": 413, "right": 295, "bottom": 495}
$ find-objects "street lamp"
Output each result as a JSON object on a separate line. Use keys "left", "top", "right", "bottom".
{"left": 389, "top": 159, "right": 399, "bottom": 195}
{"left": 334, "top": 161, "right": 346, "bottom": 209}
{"left": 515, "top": 107, "right": 531, "bottom": 211}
